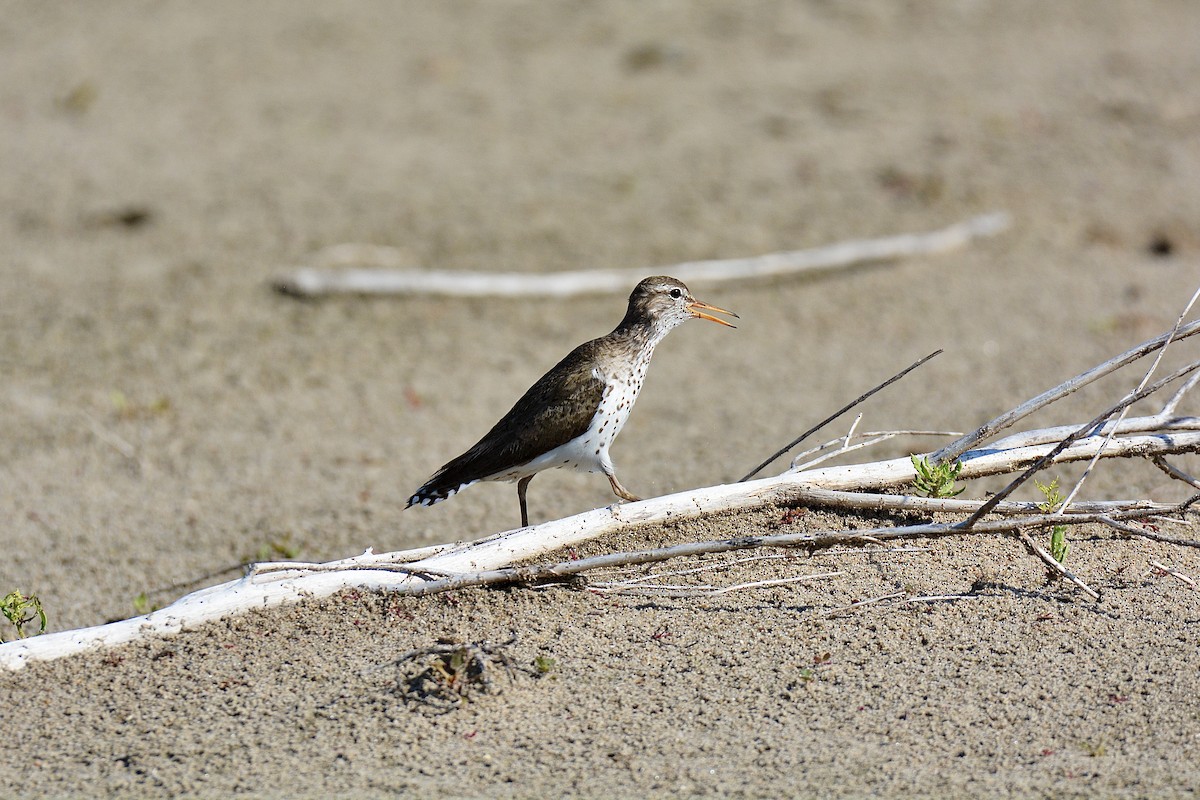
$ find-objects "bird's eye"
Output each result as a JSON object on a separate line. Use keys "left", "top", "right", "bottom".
{"left": 669, "top": 288, "right": 682, "bottom": 299}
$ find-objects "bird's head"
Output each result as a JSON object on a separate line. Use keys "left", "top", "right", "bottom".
{"left": 623, "top": 276, "right": 738, "bottom": 338}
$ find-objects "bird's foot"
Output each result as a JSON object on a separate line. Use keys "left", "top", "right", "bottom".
{"left": 608, "top": 475, "right": 641, "bottom": 503}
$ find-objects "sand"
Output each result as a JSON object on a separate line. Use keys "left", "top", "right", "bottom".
{"left": 2, "top": 1, "right": 1199, "bottom": 797}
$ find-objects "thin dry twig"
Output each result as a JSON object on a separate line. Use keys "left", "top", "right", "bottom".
{"left": 1015, "top": 529, "right": 1100, "bottom": 600}
{"left": 1098, "top": 515, "right": 1200, "bottom": 548}
{"left": 1148, "top": 560, "right": 1196, "bottom": 588}
{"left": 1162, "top": 370, "right": 1200, "bottom": 416}
{"left": 741, "top": 349, "right": 943, "bottom": 481}
{"left": 1151, "top": 456, "right": 1200, "bottom": 491}
{"left": 80, "top": 410, "right": 152, "bottom": 475}
{"left": 251, "top": 544, "right": 456, "bottom": 579}
{"left": 827, "top": 592, "right": 973, "bottom": 614}
{"left": 843, "top": 414, "right": 863, "bottom": 449}
{"left": 1057, "top": 285, "right": 1200, "bottom": 512}
{"left": 959, "top": 358, "right": 1200, "bottom": 528}
{"left": 812, "top": 546, "right": 931, "bottom": 557}
{"left": 903, "top": 594, "right": 974, "bottom": 604}
{"left": 589, "top": 552, "right": 793, "bottom": 586}
{"left": 1149, "top": 515, "right": 1194, "bottom": 527}
{"left": 982, "top": 416, "right": 1200, "bottom": 453}
{"left": 778, "top": 488, "right": 1175, "bottom": 518}
{"left": 933, "top": 318, "right": 1200, "bottom": 465}
{"left": 590, "top": 571, "right": 844, "bottom": 597}
{"left": 706, "top": 573, "right": 842, "bottom": 595}
{"left": 789, "top": 429, "right": 963, "bottom": 472}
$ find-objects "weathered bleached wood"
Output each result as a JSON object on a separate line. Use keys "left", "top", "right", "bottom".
{"left": 1057, "top": 285, "right": 1200, "bottom": 513}
{"left": 2, "top": 418, "right": 1195, "bottom": 670}
{"left": 960, "top": 359, "right": 1200, "bottom": 527}
{"left": 741, "top": 350, "right": 945, "bottom": 481}
{"left": 932, "top": 318, "right": 1200, "bottom": 464}
{"left": 1099, "top": 515, "right": 1200, "bottom": 548}
{"left": 1015, "top": 529, "right": 1100, "bottom": 599}
{"left": 383, "top": 505, "right": 1168, "bottom": 599}
{"left": 790, "top": 429, "right": 963, "bottom": 472}
{"left": 271, "top": 213, "right": 1011, "bottom": 298}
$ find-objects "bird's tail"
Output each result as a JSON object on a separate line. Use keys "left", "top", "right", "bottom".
{"left": 405, "top": 472, "right": 479, "bottom": 509}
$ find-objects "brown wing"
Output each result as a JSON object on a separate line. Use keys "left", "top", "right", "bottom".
{"left": 407, "top": 339, "right": 605, "bottom": 506}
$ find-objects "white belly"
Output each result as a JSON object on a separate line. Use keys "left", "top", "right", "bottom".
{"left": 493, "top": 364, "right": 644, "bottom": 482}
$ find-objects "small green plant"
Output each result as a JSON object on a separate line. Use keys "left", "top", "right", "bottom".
{"left": 108, "top": 390, "right": 172, "bottom": 420}
{"left": 1035, "top": 477, "right": 1070, "bottom": 563}
{"left": 533, "top": 655, "right": 557, "bottom": 675}
{"left": 1035, "top": 477, "right": 1065, "bottom": 511}
{"left": 399, "top": 638, "right": 517, "bottom": 712}
{"left": 2, "top": 590, "right": 47, "bottom": 640}
{"left": 1049, "top": 527, "right": 1069, "bottom": 564}
{"left": 132, "top": 592, "right": 160, "bottom": 615}
{"left": 433, "top": 647, "right": 471, "bottom": 691}
{"left": 797, "top": 652, "right": 832, "bottom": 684}
{"left": 255, "top": 532, "right": 301, "bottom": 562}
{"left": 910, "top": 455, "right": 965, "bottom": 498}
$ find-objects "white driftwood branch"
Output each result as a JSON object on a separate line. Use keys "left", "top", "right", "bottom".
{"left": 271, "top": 212, "right": 1011, "bottom": 298}
{"left": 2, "top": 416, "right": 1194, "bottom": 670}
{"left": 790, "top": 429, "right": 963, "bottom": 471}
{"left": 1015, "top": 529, "right": 1100, "bottom": 599}
{"left": 1057, "top": 285, "right": 1200, "bottom": 513}
{"left": 933, "top": 318, "right": 1200, "bottom": 463}
{"left": 589, "top": 571, "right": 845, "bottom": 597}
{"left": 1147, "top": 560, "right": 1197, "bottom": 587}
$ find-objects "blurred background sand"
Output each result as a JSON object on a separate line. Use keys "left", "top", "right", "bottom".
{"left": 2, "top": 2, "right": 1199, "bottom": 797}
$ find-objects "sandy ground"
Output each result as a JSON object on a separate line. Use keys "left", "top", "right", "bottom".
{"left": 2, "top": 1, "right": 1200, "bottom": 797}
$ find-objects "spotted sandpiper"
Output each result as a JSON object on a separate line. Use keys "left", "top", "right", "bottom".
{"left": 407, "top": 275, "right": 737, "bottom": 527}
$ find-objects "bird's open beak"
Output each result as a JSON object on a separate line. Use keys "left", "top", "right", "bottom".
{"left": 687, "top": 299, "right": 739, "bottom": 328}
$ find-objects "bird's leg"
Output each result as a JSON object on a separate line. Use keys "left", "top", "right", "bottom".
{"left": 607, "top": 474, "right": 641, "bottom": 503}
{"left": 517, "top": 475, "right": 534, "bottom": 528}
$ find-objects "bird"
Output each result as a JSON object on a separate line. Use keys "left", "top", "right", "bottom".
{"left": 406, "top": 275, "right": 737, "bottom": 528}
